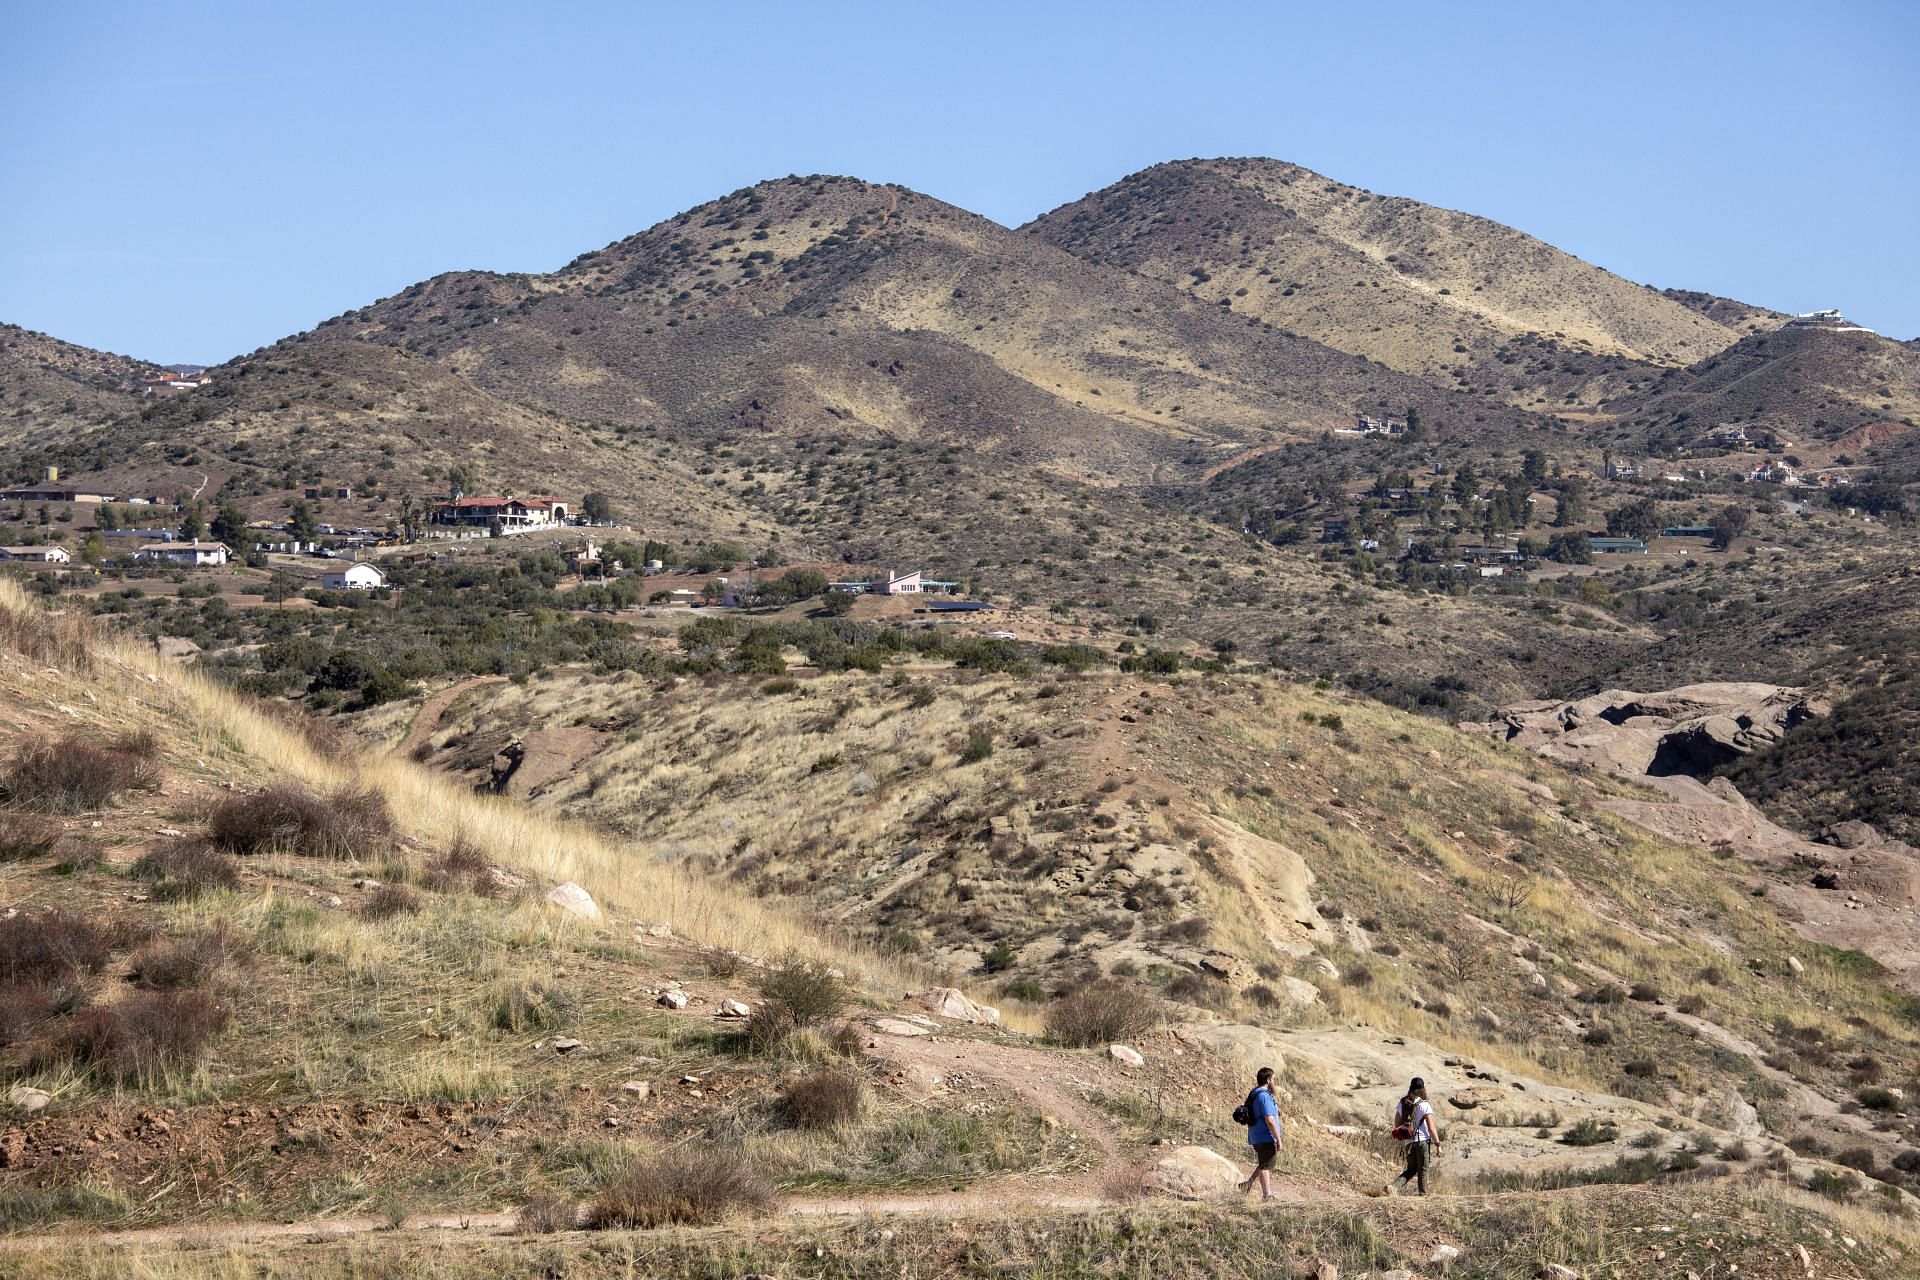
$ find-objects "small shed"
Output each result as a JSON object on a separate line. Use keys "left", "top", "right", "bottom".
{"left": 322, "top": 563, "right": 385, "bottom": 590}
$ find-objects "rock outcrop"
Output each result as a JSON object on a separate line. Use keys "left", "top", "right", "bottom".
{"left": 1145, "top": 1145, "right": 1242, "bottom": 1200}
{"left": 1476, "top": 682, "right": 1823, "bottom": 778}
{"left": 910, "top": 987, "right": 1000, "bottom": 1025}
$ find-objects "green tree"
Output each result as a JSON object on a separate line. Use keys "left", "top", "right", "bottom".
{"left": 1708, "top": 504, "right": 1751, "bottom": 550}
{"left": 1605, "top": 498, "right": 1662, "bottom": 541}
{"left": 289, "top": 499, "right": 319, "bottom": 542}
{"left": 211, "top": 501, "right": 247, "bottom": 548}
{"left": 581, "top": 491, "right": 615, "bottom": 523}
{"left": 180, "top": 502, "right": 206, "bottom": 542}
{"left": 1522, "top": 449, "right": 1548, "bottom": 484}
{"left": 1555, "top": 481, "right": 1587, "bottom": 527}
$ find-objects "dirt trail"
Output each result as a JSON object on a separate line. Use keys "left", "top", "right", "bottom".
{"left": 0, "top": 1028, "right": 1338, "bottom": 1253}
{"left": 394, "top": 675, "right": 505, "bottom": 758}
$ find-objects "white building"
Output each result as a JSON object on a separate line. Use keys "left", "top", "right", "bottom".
{"left": 322, "top": 562, "right": 385, "bottom": 590}
{"left": 134, "top": 541, "right": 231, "bottom": 567}
{"left": 0, "top": 545, "right": 71, "bottom": 564}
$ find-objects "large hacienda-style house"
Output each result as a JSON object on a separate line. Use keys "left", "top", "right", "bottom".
{"left": 428, "top": 496, "right": 570, "bottom": 532}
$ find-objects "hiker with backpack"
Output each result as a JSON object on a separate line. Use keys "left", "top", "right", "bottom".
{"left": 1385, "top": 1076, "right": 1441, "bottom": 1195}
{"left": 1234, "top": 1065, "right": 1284, "bottom": 1199}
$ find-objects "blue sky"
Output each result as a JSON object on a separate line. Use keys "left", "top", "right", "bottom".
{"left": 3, "top": 1, "right": 1916, "bottom": 362}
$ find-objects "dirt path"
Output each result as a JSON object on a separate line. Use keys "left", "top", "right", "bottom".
{"left": 393, "top": 675, "right": 505, "bottom": 758}
{"left": 0, "top": 1027, "right": 1341, "bottom": 1253}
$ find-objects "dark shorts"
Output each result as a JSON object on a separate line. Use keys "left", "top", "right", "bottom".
{"left": 1250, "top": 1141, "right": 1278, "bottom": 1172}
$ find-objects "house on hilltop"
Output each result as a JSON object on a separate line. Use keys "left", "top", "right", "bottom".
{"left": 428, "top": 496, "right": 570, "bottom": 532}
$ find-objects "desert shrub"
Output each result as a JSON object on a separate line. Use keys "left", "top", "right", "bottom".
{"left": 1675, "top": 994, "right": 1706, "bottom": 1016}
{"left": 1622, "top": 1059, "right": 1659, "bottom": 1079}
{"left": 516, "top": 1194, "right": 579, "bottom": 1234}
{"left": 39, "top": 989, "right": 230, "bottom": 1084}
{"left": 959, "top": 727, "right": 994, "bottom": 764}
{"left": 360, "top": 884, "right": 423, "bottom": 919}
{"left": 0, "top": 735, "right": 160, "bottom": 812}
{"left": 1581, "top": 1026, "right": 1614, "bottom": 1046}
{"left": 981, "top": 941, "right": 1016, "bottom": 973}
{"left": 1836, "top": 1146, "right": 1878, "bottom": 1174}
{"left": 1164, "top": 916, "right": 1211, "bottom": 944}
{"left": 131, "top": 837, "right": 241, "bottom": 900}
{"left": 1044, "top": 978, "right": 1161, "bottom": 1048}
{"left": 759, "top": 677, "right": 798, "bottom": 696}
{"left": 585, "top": 1148, "right": 773, "bottom": 1228}
{"left": 1808, "top": 1167, "right": 1857, "bottom": 1201}
{"left": 0, "top": 814, "right": 63, "bottom": 861}
{"left": 1718, "top": 1139, "right": 1751, "bottom": 1162}
{"left": 747, "top": 957, "right": 846, "bottom": 1051}
{"left": 423, "top": 834, "right": 496, "bottom": 896}
{"left": 0, "top": 910, "right": 132, "bottom": 986}
{"left": 0, "top": 982, "right": 75, "bottom": 1046}
{"left": 490, "top": 980, "right": 573, "bottom": 1033}
{"left": 1560, "top": 1118, "right": 1620, "bottom": 1147}
{"left": 1628, "top": 982, "right": 1661, "bottom": 1002}
{"left": 128, "top": 927, "right": 244, "bottom": 990}
{"left": 782, "top": 1067, "right": 865, "bottom": 1128}
{"left": 1857, "top": 1086, "right": 1900, "bottom": 1112}
{"left": 208, "top": 783, "right": 394, "bottom": 858}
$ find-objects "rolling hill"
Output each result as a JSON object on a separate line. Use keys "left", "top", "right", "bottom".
{"left": 0, "top": 322, "right": 152, "bottom": 451}
{"left": 1026, "top": 157, "right": 1754, "bottom": 411}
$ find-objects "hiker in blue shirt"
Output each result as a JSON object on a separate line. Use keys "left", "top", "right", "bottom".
{"left": 1236, "top": 1065, "right": 1284, "bottom": 1199}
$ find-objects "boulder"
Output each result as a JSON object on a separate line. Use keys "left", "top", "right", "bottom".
{"left": 1145, "top": 1145, "right": 1242, "bottom": 1200}
{"left": 1282, "top": 977, "right": 1321, "bottom": 1005}
{"left": 657, "top": 990, "right": 689, "bottom": 1010}
{"left": 910, "top": 987, "right": 1000, "bottom": 1026}
{"left": 544, "top": 882, "right": 600, "bottom": 921}
{"left": 551, "top": 1037, "right": 584, "bottom": 1054}
{"left": 6, "top": 1087, "right": 50, "bottom": 1113}
{"left": 619, "top": 1080, "right": 650, "bottom": 1099}
{"left": 1430, "top": 1243, "right": 1463, "bottom": 1267}
{"left": 1199, "top": 952, "right": 1249, "bottom": 983}
{"left": 1543, "top": 1266, "right": 1580, "bottom": 1280}
{"left": 716, "top": 999, "right": 752, "bottom": 1018}
{"left": 1109, "top": 1043, "right": 1145, "bottom": 1067}
{"left": 872, "top": 1017, "right": 931, "bottom": 1038}
{"left": 893, "top": 1062, "right": 948, "bottom": 1099}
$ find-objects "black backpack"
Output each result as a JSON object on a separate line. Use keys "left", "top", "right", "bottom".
{"left": 1232, "top": 1086, "right": 1264, "bottom": 1127}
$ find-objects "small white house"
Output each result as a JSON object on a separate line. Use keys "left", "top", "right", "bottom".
{"left": 0, "top": 545, "right": 71, "bottom": 564}
{"left": 134, "top": 541, "right": 232, "bottom": 567}
{"left": 321, "top": 562, "right": 384, "bottom": 590}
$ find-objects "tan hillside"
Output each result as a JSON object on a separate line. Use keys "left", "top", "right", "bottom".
{"left": 1027, "top": 158, "right": 1750, "bottom": 409}
{"left": 311, "top": 174, "right": 1527, "bottom": 484}
{"left": 0, "top": 323, "right": 151, "bottom": 456}
{"left": 1611, "top": 317, "right": 1920, "bottom": 449}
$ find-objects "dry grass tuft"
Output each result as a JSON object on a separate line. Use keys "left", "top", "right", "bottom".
{"left": 131, "top": 837, "right": 242, "bottom": 900}
{"left": 127, "top": 927, "right": 246, "bottom": 990}
{"left": 514, "top": 1194, "right": 579, "bottom": 1234}
{"left": 781, "top": 1067, "right": 865, "bottom": 1128}
{"left": 1044, "top": 978, "right": 1162, "bottom": 1047}
{"left": 585, "top": 1148, "right": 773, "bottom": 1228}
{"left": 0, "top": 592, "right": 94, "bottom": 671}
{"left": 208, "top": 783, "right": 395, "bottom": 859}
{"left": 0, "top": 735, "right": 160, "bottom": 813}
{"left": 359, "top": 884, "right": 424, "bottom": 919}
{"left": 0, "top": 910, "right": 137, "bottom": 986}
{"left": 0, "top": 814, "right": 63, "bottom": 861}
{"left": 35, "top": 989, "right": 230, "bottom": 1085}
